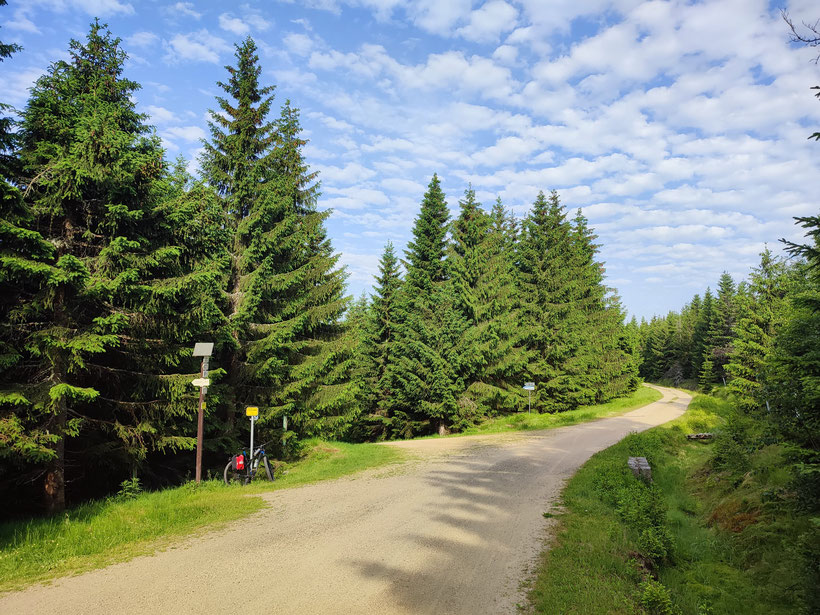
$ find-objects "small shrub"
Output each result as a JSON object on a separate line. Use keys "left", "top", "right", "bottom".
{"left": 639, "top": 526, "right": 673, "bottom": 561}
{"left": 115, "top": 477, "right": 143, "bottom": 500}
{"left": 639, "top": 579, "right": 681, "bottom": 615}
{"left": 712, "top": 413, "right": 753, "bottom": 475}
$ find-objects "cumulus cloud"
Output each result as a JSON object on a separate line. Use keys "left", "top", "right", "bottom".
{"left": 284, "top": 33, "right": 316, "bottom": 57}
{"left": 165, "top": 30, "right": 232, "bottom": 63}
{"left": 145, "top": 105, "right": 178, "bottom": 124}
{"left": 456, "top": 0, "right": 518, "bottom": 43}
{"left": 164, "top": 125, "right": 207, "bottom": 141}
{"left": 70, "top": 0, "right": 134, "bottom": 16}
{"left": 166, "top": 2, "right": 201, "bottom": 19}
{"left": 5, "top": 8, "right": 40, "bottom": 33}
{"left": 127, "top": 31, "right": 159, "bottom": 49}
{"left": 217, "top": 7, "right": 271, "bottom": 37}
{"left": 316, "top": 162, "right": 377, "bottom": 183}
{"left": 218, "top": 13, "right": 250, "bottom": 36}
{"left": 14, "top": 0, "right": 817, "bottom": 319}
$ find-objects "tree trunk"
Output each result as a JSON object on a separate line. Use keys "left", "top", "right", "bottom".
{"left": 45, "top": 284, "right": 68, "bottom": 515}
{"left": 44, "top": 402, "right": 66, "bottom": 515}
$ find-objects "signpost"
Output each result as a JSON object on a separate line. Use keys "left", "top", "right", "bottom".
{"left": 523, "top": 381, "right": 535, "bottom": 413}
{"left": 246, "top": 406, "right": 259, "bottom": 457}
{"left": 192, "top": 342, "right": 213, "bottom": 484}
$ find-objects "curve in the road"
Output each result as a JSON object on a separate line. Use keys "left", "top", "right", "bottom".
{"left": 0, "top": 384, "right": 691, "bottom": 615}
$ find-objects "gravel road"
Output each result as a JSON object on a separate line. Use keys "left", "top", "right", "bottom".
{"left": 0, "top": 384, "right": 690, "bottom": 615}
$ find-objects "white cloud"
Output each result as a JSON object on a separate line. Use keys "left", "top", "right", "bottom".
{"left": 240, "top": 4, "right": 272, "bottom": 31}
{"left": 0, "top": 67, "right": 45, "bottom": 107}
{"left": 70, "top": 0, "right": 134, "bottom": 16}
{"left": 218, "top": 13, "right": 250, "bottom": 36}
{"left": 471, "top": 136, "right": 540, "bottom": 167}
{"left": 408, "top": 0, "right": 472, "bottom": 36}
{"left": 337, "top": 251, "right": 380, "bottom": 285}
{"left": 456, "top": 1, "right": 518, "bottom": 43}
{"left": 308, "top": 111, "right": 355, "bottom": 132}
{"left": 284, "top": 33, "right": 315, "bottom": 57}
{"left": 326, "top": 186, "right": 390, "bottom": 206}
{"left": 166, "top": 2, "right": 201, "bottom": 19}
{"left": 5, "top": 8, "right": 40, "bottom": 33}
{"left": 492, "top": 44, "right": 518, "bottom": 65}
{"left": 145, "top": 105, "right": 178, "bottom": 124}
{"left": 316, "top": 162, "right": 376, "bottom": 183}
{"left": 127, "top": 32, "right": 159, "bottom": 49}
{"left": 380, "top": 177, "right": 426, "bottom": 195}
{"left": 164, "top": 125, "right": 207, "bottom": 141}
{"left": 165, "top": 30, "right": 232, "bottom": 64}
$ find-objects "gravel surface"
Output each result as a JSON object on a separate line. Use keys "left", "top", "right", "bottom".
{"left": 0, "top": 385, "right": 690, "bottom": 615}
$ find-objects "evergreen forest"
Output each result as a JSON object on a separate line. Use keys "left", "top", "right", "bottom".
{"left": 0, "top": 22, "right": 641, "bottom": 516}
{"left": 636, "top": 232, "right": 820, "bottom": 514}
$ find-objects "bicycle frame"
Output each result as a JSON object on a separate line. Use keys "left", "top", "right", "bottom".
{"left": 224, "top": 445, "right": 274, "bottom": 485}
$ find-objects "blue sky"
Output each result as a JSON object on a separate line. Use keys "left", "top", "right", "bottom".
{"left": 2, "top": 0, "right": 819, "bottom": 320}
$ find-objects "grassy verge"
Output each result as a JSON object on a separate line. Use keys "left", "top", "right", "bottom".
{"left": 528, "top": 394, "right": 815, "bottom": 614}
{"left": 458, "top": 385, "right": 663, "bottom": 436}
{"left": 0, "top": 440, "right": 401, "bottom": 593}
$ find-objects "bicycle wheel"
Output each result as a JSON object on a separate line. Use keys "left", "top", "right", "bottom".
{"left": 261, "top": 455, "right": 275, "bottom": 481}
{"left": 224, "top": 459, "right": 249, "bottom": 486}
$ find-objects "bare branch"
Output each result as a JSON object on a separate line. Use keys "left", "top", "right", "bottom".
{"left": 783, "top": 10, "right": 820, "bottom": 62}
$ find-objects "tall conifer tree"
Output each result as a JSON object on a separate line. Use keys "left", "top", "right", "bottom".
{"left": 692, "top": 287, "right": 714, "bottom": 380}
{"left": 727, "top": 249, "right": 792, "bottom": 411}
{"left": 0, "top": 1, "right": 61, "bottom": 507}
{"left": 702, "top": 272, "right": 737, "bottom": 386}
{"left": 360, "top": 242, "right": 402, "bottom": 436}
{"left": 5, "top": 22, "right": 169, "bottom": 512}
{"left": 449, "top": 189, "right": 526, "bottom": 414}
{"left": 201, "top": 38, "right": 352, "bottom": 442}
{"left": 387, "top": 175, "right": 463, "bottom": 436}
{"left": 566, "top": 210, "right": 626, "bottom": 402}
{"left": 517, "top": 190, "right": 577, "bottom": 412}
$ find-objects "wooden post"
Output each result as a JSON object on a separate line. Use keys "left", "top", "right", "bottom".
{"left": 195, "top": 357, "right": 205, "bottom": 484}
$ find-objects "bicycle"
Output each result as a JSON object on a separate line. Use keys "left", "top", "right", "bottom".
{"left": 223, "top": 442, "right": 275, "bottom": 485}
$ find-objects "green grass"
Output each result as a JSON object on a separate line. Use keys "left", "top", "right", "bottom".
{"left": 457, "top": 385, "right": 662, "bottom": 436}
{"left": 528, "top": 394, "right": 813, "bottom": 615}
{"left": 0, "top": 440, "right": 402, "bottom": 593}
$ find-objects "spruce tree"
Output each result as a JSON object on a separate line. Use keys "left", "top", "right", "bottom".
{"left": 5, "top": 22, "right": 169, "bottom": 512}
{"left": 0, "top": 3, "right": 62, "bottom": 507}
{"left": 681, "top": 295, "right": 701, "bottom": 380}
{"left": 516, "top": 190, "right": 577, "bottom": 412}
{"left": 201, "top": 38, "right": 352, "bottom": 443}
{"left": 449, "top": 189, "right": 527, "bottom": 415}
{"left": 360, "top": 242, "right": 402, "bottom": 437}
{"left": 727, "top": 249, "right": 792, "bottom": 412}
{"left": 387, "top": 175, "right": 463, "bottom": 436}
{"left": 703, "top": 272, "right": 737, "bottom": 386}
{"left": 692, "top": 287, "right": 714, "bottom": 379}
{"left": 566, "top": 209, "right": 637, "bottom": 401}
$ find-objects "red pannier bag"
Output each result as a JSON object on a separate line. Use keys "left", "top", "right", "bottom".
{"left": 234, "top": 454, "right": 245, "bottom": 470}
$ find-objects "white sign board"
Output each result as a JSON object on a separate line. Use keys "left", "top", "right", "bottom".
{"left": 523, "top": 382, "right": 535, "bottom": 391}
{"left": 191, "top": 378, "right": 211, "bottom": 388}
{"left": 192, "top": 342, "right": 214, "bottom": 357}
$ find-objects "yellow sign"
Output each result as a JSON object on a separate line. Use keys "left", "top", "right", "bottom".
{"left": 201, "top": 403, "right": 206, "bottom": 410}
{"left": 245, "top": 406, "right": 259, "bottom": 417}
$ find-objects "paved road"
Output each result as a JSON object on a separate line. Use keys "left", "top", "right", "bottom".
{"left": 0, "top": 385, "right": 690, "bottom": 615}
